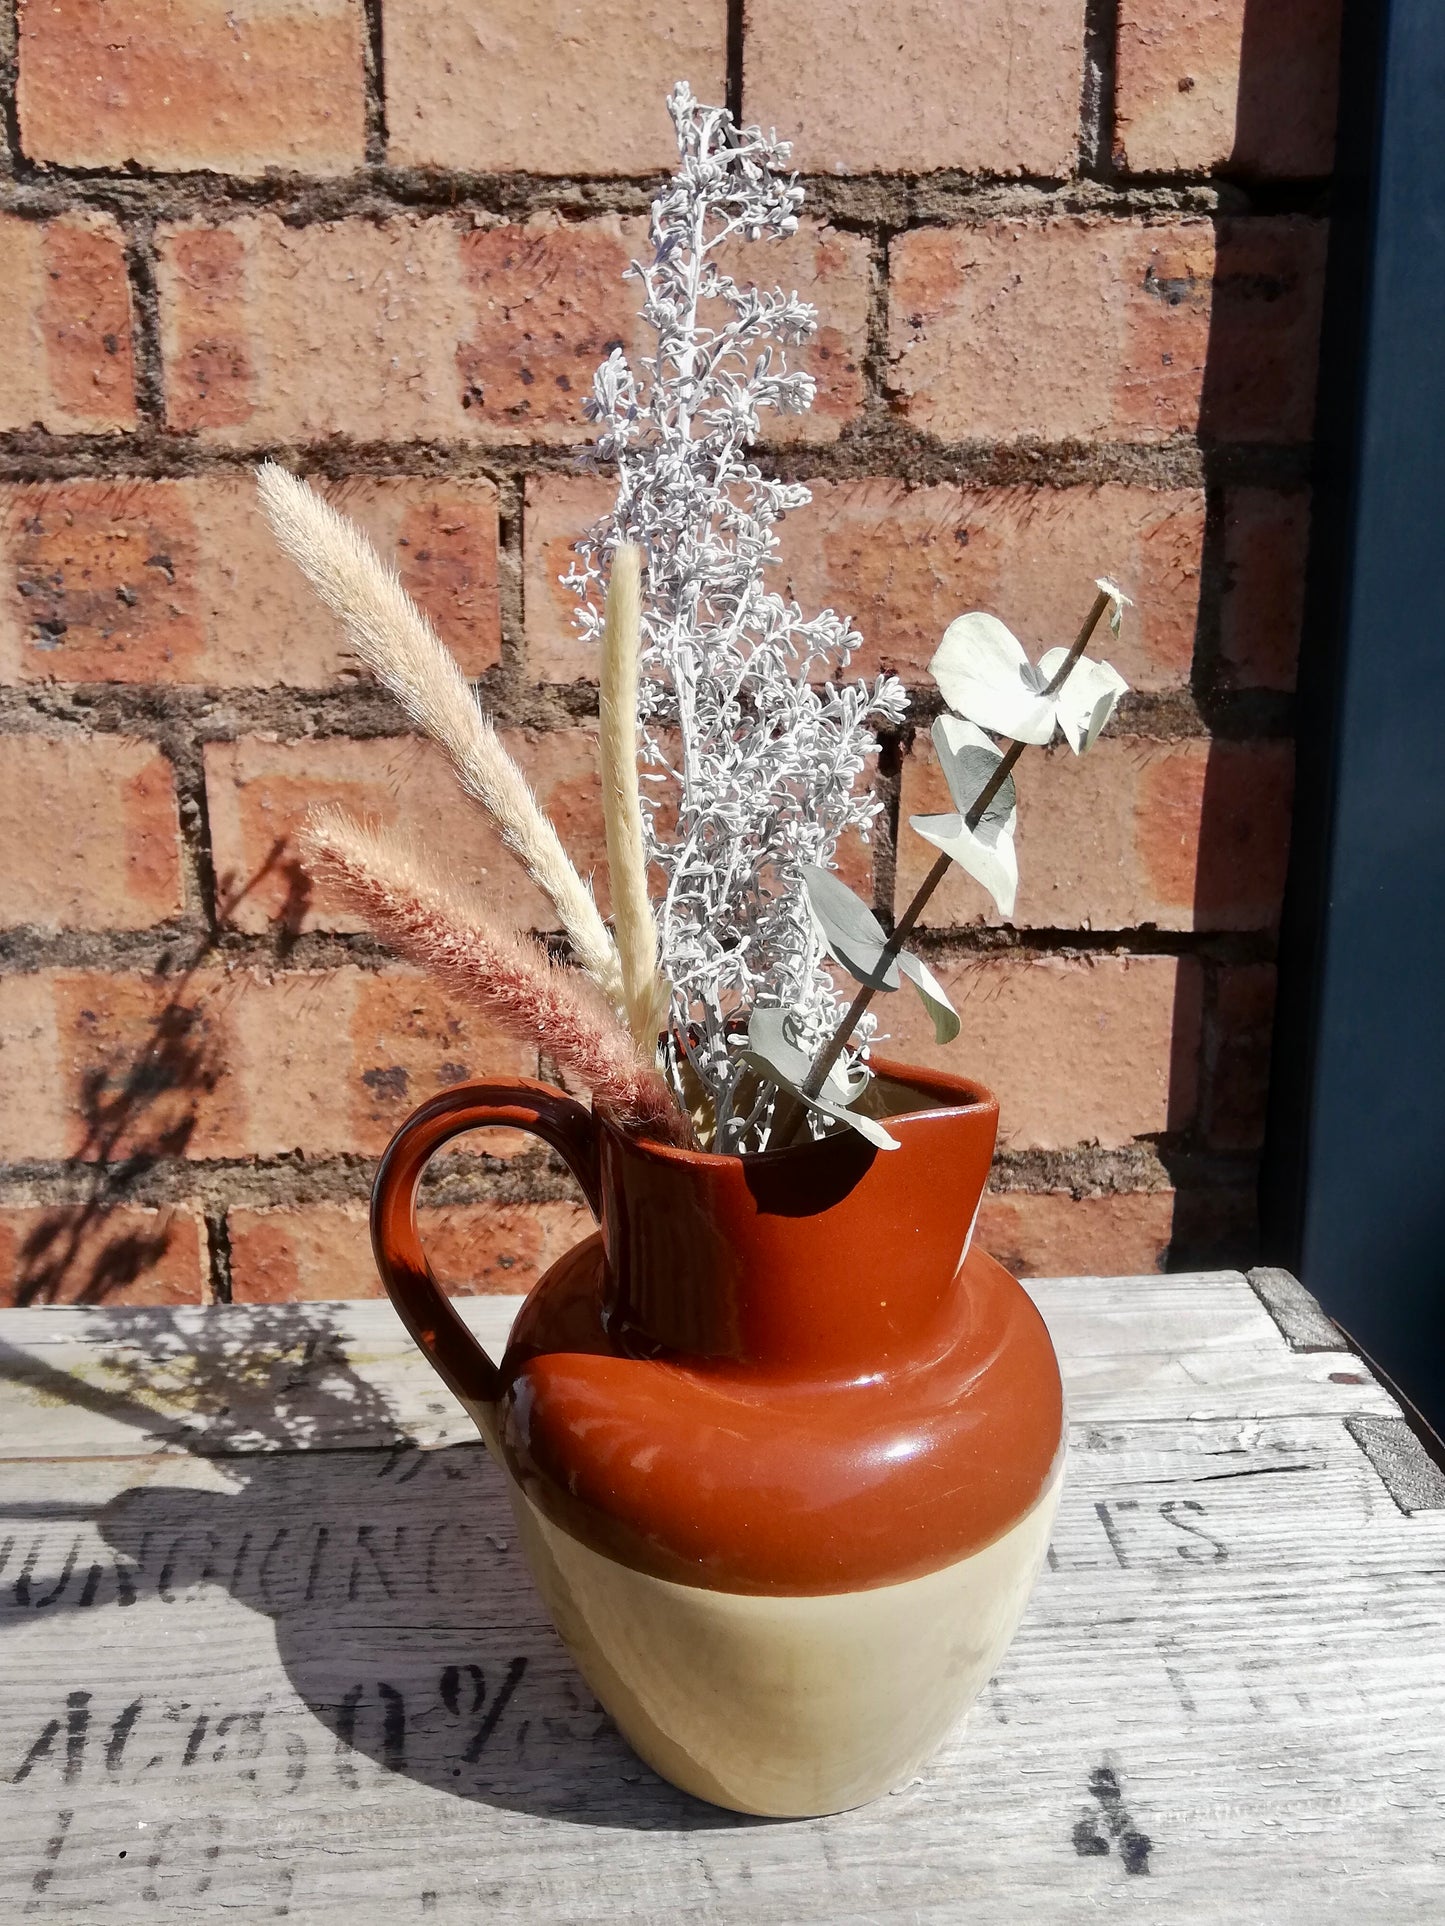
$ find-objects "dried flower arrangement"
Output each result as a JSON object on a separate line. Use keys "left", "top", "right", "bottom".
{"left": 258, "top": 83, "right": 1130, "bottom": 1160}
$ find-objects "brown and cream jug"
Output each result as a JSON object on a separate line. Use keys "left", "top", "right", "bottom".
{"left": 371, "top": 1058, "right": 1065, "bottom": 1817}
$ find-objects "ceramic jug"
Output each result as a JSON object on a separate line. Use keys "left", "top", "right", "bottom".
{"left": 371, "top": 1056, "right": 1065, "bottom": 1817}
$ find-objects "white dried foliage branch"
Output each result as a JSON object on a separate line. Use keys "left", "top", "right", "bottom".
{"left": 566, "top": 83, "right": 906, "bottom": 1151}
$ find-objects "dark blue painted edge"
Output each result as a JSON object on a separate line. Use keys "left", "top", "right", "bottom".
{"left": 1262, "top": 0, "right": 1445, "bottom": 1428}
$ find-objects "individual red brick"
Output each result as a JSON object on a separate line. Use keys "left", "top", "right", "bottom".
{"left": 882, "top": 951, "right": 1201, "bottom": 1148}
{"left": 1170, "top": 1180, "right": 1257, "bottom": 1267}
{"left": 898, "top": 735, "right": 1293, "bottom": 932}
{"left": 0, "top": 733, "right": 183, "bottom": 930}
{"left": 975, "top": 1189, "right": 1175, "bottom": 1277}
{"left": 157, "top": 213, "right": 649, "bottom": 443}
{"left": 1205, "top": 963, "right": 1277, "bottom": 1150}
{"left": 1115, "top": 0, "right": 1341, "bottom": 179}
{"left": 464, "top": 217, "right": 864, "bottom": 446}
{"left": 205, "top": 728, "right": 608, "bottom": 935}
{"left": 0, "top": 212, "right": 136, "bottom": 433}
{"left": 1202, "top": 220, "right": 1328, "bottom": 442}
{"left": 386, "top": 0, "right": 726, "bottom": 173}
{"left": 421, "top": 1200, "right": 594, "bottom": 1293}
{"left": 1, "top": 480, "right": 204, "bottom": 683}
{"left": 228, "top": 1199, "right": 593, "bottom": 1300}
{"left": 778, "top": 480, "right": 1204, "bottom": 692}
{"left": 338, "top": 969, "right": 537, "bottom": 1156}
{"left": 888, "top": 217, "right": 1325, "bottom": 444}
{"left": 17, "top": 0, "right": 366, "bottom": 176}
{"left": 0, "top": 1203, "right": 205, "bottom": 1306}
{"left": 1218, "top": 488, "right": 1309, "bottom": 692}
{"left": 0, "top": 966, "right": 536, "bottom": 1163}
{"left": 38, "top": 968, "right": 239, "bottom": 1165}
{"left": 0, "top": 475, "right": 500, "bottom": 687}
{"left": 229, "top": 1202, "right": 375, "bottom": 1300}
{"left": 156, "top": 225, "right": 254, "bottom": 432}
{"left": 1137, "top": 739, "right": 1294, "bottom": 930}
{"left": 454, "top": 217, "right": 653, "bottom": 440}
{"left": 745, "top": 0, "right": 1086, "bottom": 176}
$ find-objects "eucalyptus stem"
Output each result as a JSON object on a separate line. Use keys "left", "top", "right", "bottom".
{"left": 773, "top": 586, "right": 1114, "bottom": 1145}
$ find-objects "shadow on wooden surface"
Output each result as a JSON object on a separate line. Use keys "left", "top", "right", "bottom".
{"left": 0, "top": 1313, "right": 762, "bottom": 1831}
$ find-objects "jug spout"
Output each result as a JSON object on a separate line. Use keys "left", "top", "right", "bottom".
{"left": 597, "top": 1060, "right": 1000, "bottom": 1377}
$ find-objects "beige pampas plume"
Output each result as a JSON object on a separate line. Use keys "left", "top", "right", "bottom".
{"left": 256, "top": 463, "right": 623, "bottom": 1007}
{"left": 301, "top": 808, "right": 690, "bottom": 1146}
{"left": 599, "top": 543, "right": 670, "bottom": 1055}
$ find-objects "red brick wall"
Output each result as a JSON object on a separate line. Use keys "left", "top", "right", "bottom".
{"left": 0, "top": 0, "right": 1339, "bottom": 1305}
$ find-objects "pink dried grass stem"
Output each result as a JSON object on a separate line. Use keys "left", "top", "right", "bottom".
{"left": 302, "top": 809, "right": 691, "bottom": 1148}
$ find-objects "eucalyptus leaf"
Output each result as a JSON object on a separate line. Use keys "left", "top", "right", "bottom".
{"left": 806, "top": 1091, "right": 900, "bottom": 1150}
{"left": 1036, "top": 650, "right": 1129, "bottom": 754}
{"left": 801, "top": 863, "right": 899, "bottom": 991}
{"left": 910, "top": 795, "right": 1019, "bottom": 919}
{"left": 740, "top": 1008, "right": 900, "bottom": 1152}
{"left": 897, "top": 951, "right": 961, "bottom": 1045}
{"left": 743, "top": 1006, "right": 858, "bottom": 1100}
{"left": 932, "top": 715, "right": 1016, "bottom": 844}
{"left": 927, "top": 612, "right": 1056, "bottom": 745}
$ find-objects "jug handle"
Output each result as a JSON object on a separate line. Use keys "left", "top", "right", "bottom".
{"left": 370, "top": 1079, "right": 601, "bottom": 1433}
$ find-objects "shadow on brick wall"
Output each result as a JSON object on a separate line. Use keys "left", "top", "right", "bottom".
{"left": 10, "top": 844, "right": 309, "bottom": 1306}
{"left": 1233, "top": 0, "right": 1342, "bottom": 180}
{"left": 10, "top": 959, "right": 223, "bottom": 1307}
{"left": 1163, "top": 26, "right": 1333, "bottom": 1266}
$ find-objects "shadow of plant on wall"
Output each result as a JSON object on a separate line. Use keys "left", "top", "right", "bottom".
{"left": 11, "top": 842, "right": 311, "bottom": 1308}
{"left": 10, "top": 962, "right": 223, "bottom": 1308}
{"left": 213, "top": 830, "right": 315, "bottom": 959}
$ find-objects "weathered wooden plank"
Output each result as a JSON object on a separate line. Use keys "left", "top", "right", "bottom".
{"left": 0, "top": 1299, "right": 516, "bottom": 1352}
{"left": 0, "top": 1274, "right": 1399, "bottom": 1465}
{"left": 2, "top": 1271, "right": 1282, "bottom": 1352}
{"left": 1249, "top": 1265, "right": 1350, "bottom": 1351}
{"left": 1, "top": 1412, "right": 1442, "bottom": 1921}
{"left": 0, "top": 1298, "right": 514, "bottom": 1460}
{"left": 1347, "top": 1414, "right": 1445, "bottom": 1513}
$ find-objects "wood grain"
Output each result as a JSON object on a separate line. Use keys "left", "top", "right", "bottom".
{"left": 1, "top": 1273, "right": 1442, "bottom": 1921}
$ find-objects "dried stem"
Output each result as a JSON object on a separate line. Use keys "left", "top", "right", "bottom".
{"left": 600, "top": 544, "right": 670, "bottom": 1055}
{"left": 776, "top": 587, "right": 1114, "bottom": 1141}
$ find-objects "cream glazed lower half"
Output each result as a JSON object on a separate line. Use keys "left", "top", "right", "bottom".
{"left": 507, "top": 1455, "right": 1065, "bottom": 1818}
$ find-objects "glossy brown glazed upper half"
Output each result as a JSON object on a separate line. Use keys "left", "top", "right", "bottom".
{"left": 371, "top": 1058, "right": 1065, "bottom": 1596}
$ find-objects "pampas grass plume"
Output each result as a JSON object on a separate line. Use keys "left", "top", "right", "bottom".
{"left": 257, "top": 463, "right": 623, "bottom": 1007}
{"left": 301, "top": 807, "right": 689, "bottom": 1146}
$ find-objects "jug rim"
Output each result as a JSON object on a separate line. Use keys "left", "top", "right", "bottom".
{"left": 599, "top": 1055, "right": 998, "bottom": 1172}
